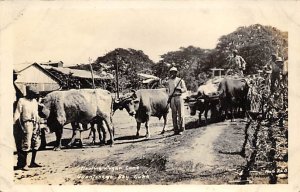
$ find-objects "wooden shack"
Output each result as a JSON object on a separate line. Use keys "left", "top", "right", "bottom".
{"left": 14, "top": 63, "right": 61, "bottom": 95}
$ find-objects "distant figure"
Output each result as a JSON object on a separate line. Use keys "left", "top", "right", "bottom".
{"left": 13, "top": 86, "right": 42, "bottom": 171}
{"left": 282, "top": 57, "right": 288, "bottom": 85}
{"left": 228, "top": 49, "right": 247, "bottom": 77}
{"left": 264, "top": 54, "right": 283, "bottom": 93}
{"left": 167, "top": 67, "right": 187, "bottom": 135}
{"left": 283, "top": 57, "right": 288, "bottom": 76}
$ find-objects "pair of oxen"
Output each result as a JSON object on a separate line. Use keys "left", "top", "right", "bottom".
{"left": 38, "top": 77, "right": 249, "bottom": 151}
{"left": 38, "top": 88, "right": 169, "bottom": 150}
{"left": 187, "top": 77, "right": 250, "bottom": 124}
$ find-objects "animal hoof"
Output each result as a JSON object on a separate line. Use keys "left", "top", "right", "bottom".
{"left": 99, "top": 140, "right": 105, "bottom": 145}
{"left": 160, "top": 130, "right": 165, "bottom": 135}
{"left": 136, "top": 133, "right": 140, "bottom": 138}
{"left": 106, "top": 139, "right": 114, "bottom": 145}
{"left": 39, "top": 145, "right": 46, "bottom": 150}
{"left": 106, "top": 139, "right": 114, "bottom": 147}
{"left": 53, "top": 147, "right": 61, "bottom": 151}
{"left": 145, "top": 134, "right": 150, "bottom": 139}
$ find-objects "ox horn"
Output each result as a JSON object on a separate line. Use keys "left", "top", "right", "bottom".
{"left": 131, "top": 89, "right": 136, "bottom": 94}
{"left": 130, "top": 89, "right": 137, "bottom": 99}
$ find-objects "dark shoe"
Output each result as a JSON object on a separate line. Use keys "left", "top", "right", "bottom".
{"left": 29, "top": 162, "right": 42, "bottom": 168}
{"left": 14, "top": 165, "right": 23, "bottom": 171}
{"left": 14, "top": 165, "right": 29, "bottom": 171}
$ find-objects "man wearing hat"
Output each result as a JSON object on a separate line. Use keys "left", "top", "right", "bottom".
{"left": 273, "top": 57, "right": 284, "bottom": 91}
{"left": 13, "top": 85, "right": 42, "bottom": 170}
{"left": 264, "top": 53, "right": 283, "bottom": 93}
{"left": 229, "top": 49, "right": 247, "bottom": 77}
{"left": 167, "top": 67, "right": 187, "bottom": 135}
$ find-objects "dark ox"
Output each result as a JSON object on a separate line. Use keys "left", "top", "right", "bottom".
{"left": 116, "top": 89, "right": 169, "bottom": 138}
{"left": 217, "top": 78, "right": 250, "bottom": 121}
{"left": 188, "top": 82, "right": 220, "bottom": 124}
{"left": 188, "top": 95, "right": 208, "bottom": 124}
{"left": 188, "top": 94, "right": 220, "bottom": 125}
{"left": 38, "top": 89, "right": 114, "bottom": 150}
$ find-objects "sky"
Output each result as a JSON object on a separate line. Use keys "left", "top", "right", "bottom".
{"left": 1, "top": 1, "right": 299, "bottom": 66}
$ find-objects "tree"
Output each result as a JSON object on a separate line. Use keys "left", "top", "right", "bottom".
{"left": 70, "top": 24, "right": 288, "bottom": 92}
{"left": 70, "top": 48, "right": 154, "bottom": 91}
{"left": 94, "top": 48, "right": 155, "bottom": 91}
{"left": 152, "top": 46, "right": 212, "bottom": 91}
{"left": 213, "top": 24, "right": 288, "bottom": 74}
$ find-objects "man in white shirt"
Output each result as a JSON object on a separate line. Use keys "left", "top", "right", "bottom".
{"left": 167, "top": 67, "right": 187, "bottom": 135}
{"left": 13, "top": 86, "right": 42, "bottom": 170}
{"left": 229, "top": 49, "right": 247, "bottom": 77}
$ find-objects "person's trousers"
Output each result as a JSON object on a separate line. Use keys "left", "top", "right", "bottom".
{"left": 14, "top": 121, "right": 41, "bottom": 167}
{"left": 21, "top": 121, "right": 42, "bottom": 151}
{"left": 13, "top": 123, "right": 27, "bottom": 167}
{"left": 170, "top": 96, "right": 185, "bottom": 132}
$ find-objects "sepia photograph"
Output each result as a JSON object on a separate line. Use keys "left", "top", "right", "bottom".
{"left": 1, "top": 1, "right": 300, "bottom": 191}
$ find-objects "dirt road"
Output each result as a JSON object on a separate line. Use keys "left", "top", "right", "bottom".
{"left": 14, "top": 109, "right": 249, "bottom": 185}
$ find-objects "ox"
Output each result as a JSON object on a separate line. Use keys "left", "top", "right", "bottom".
{"left": 38, "top": 89, "right": 114, "bottom": 150}
{"left": 188, "top": 82, "right": 220, "bottom": 124}
{"left": 116, "top": 89, "right": 169, "bottom": 138}
{"left": 217, "top": 78, "right": 250, "bottom": 121}
{"left": 85, "top": 122, "right": 106, "bottom": 145}
{"left": 68, "top": 121, "right": 107, "bottom": 147}
{"left": 83, "top": 99, "right": 121, "bottom": 145}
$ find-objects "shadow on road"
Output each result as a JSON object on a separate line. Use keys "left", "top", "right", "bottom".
{"left": 185, "top": 118, "right": 221, "bottom": 130}
{"left": 47, "top": 138, "right": 72, "bottom": 147}
{"left": 115, "top": 136, "right": 162, "bottom": 145}
{"left": 115, "top": 135, "right": 144, "bottom": 141}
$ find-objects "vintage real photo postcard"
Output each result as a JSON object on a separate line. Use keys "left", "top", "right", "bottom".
{"left": 0, "top": 1, "right": 300, "bottom": 191}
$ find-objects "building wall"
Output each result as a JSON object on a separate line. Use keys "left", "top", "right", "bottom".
{"left": 15, "top": 65, "right": 60, "bottom": 94}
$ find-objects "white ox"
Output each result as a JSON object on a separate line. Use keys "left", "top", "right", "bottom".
{"left": 38, "top": 89, "right": 114, "bottom": 150}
